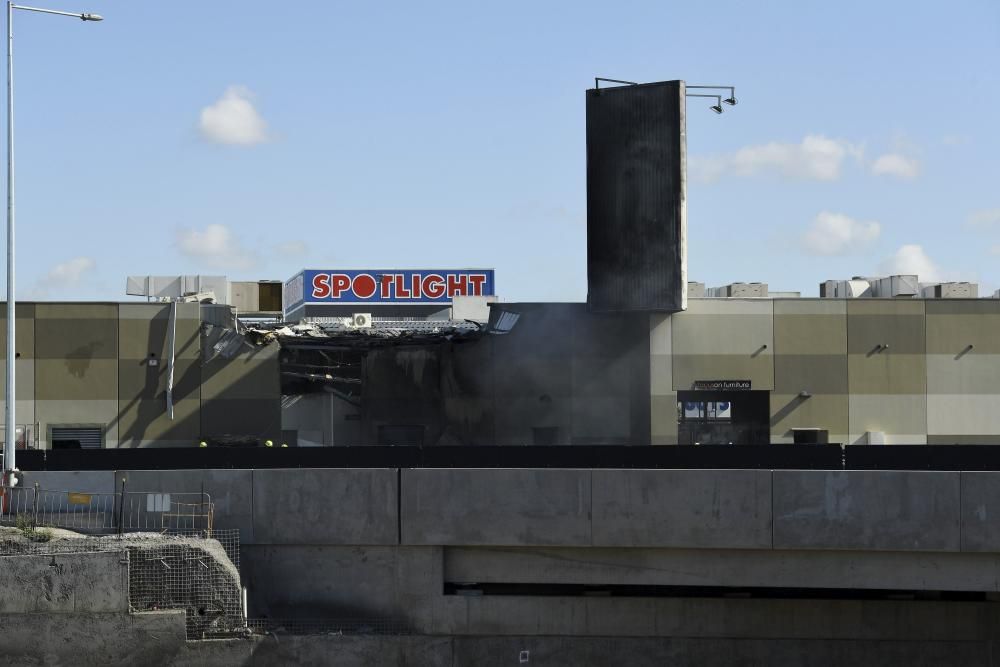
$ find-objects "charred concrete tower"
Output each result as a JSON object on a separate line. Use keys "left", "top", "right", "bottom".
{"left": 586, "top": 80, "right": 687, "bottom": 312}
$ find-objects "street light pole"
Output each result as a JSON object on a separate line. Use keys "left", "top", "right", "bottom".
{"left": 3, "top": 2, "right": 101, "bottom": 482}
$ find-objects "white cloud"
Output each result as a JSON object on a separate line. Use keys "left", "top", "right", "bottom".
{"left": 176, "top": 224, "right": 257, "bottom": 270}
{"left": 690, "top": 135, "right": 864, "bottom": 183}
{"left": 968, "top": 208, "right": 1000, "bottom": 228}
{"left": 871, "top": 153, "right": 920, "bottom": 180}
{"left": 879, "top": 244, "right": 952, "bottom": 282}
{"left": 29, "top": 256, "right": 96, "bottom": 298}
{"left": 198, "top": 85, "right": 269, "bottom": 146}
{"left": 275, "top": 240, "right": 308, "bottom": 258}
{"left": 801, "top": 211, "right": 881, "bottom": 256}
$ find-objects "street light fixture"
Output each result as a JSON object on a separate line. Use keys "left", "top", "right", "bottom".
{"left": 3, "top": 2, "right": 103, "bottom": 482}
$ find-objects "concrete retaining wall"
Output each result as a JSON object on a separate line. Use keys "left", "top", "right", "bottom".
{"left": 0, "top": 610, "right": 187, "bottom": 666}
{"left": 0, "top": 550, "right": 128, "bottom": 613}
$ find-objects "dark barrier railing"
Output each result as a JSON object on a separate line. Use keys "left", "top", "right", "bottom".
{"left": 20, "top": 444, "right": 1000, "bottom": 472}
{"left": 17, "top": 445, "right": 845, "bottom": 471}
{"left": 843, "top": 445, "right": 1000, "bottom": 471}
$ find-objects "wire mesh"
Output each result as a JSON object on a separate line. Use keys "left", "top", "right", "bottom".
{"left": 126, "top": 532, "right": 244, "bottom": 639}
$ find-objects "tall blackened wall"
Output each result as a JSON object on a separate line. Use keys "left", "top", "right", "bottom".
{"left": 586, "top": 80, "right": 686, "bottom": 312}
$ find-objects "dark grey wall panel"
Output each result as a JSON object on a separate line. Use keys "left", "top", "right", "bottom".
{"left": 586, "top": 80, "right": 686, "bottom": 312}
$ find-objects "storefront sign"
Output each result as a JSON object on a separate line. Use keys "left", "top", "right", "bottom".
{"left": 693, "top": 380, "right": 752, "bottom": 391}
{"left": 284, "top": 269, "right": 495, "bottom": 309}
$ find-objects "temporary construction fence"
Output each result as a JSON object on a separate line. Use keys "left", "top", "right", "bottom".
{"left": 0, "top": 483, "right": 213, "bottom": 534}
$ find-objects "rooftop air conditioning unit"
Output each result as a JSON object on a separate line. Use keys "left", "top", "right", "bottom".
{"left": 351, "top": 313, "right": 372, "bottom": 329}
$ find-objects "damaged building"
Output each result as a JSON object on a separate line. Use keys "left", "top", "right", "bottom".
{"left": 4, "top": 80, "right": 1000, "bottom": 449}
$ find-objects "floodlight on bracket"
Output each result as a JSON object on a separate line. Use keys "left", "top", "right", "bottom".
{"left": 687, "top": 94, "right": 725, "bottom": 114}
{"left": 687, "top": 85, "right": 737, "bottom": 106}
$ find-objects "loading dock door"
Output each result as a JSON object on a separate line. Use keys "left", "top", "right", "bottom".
{"left": 51, "top": 427, "right": 103, "bottom": 450}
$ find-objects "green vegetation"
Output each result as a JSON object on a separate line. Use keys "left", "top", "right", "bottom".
{"left": 15, "top": 513, "right": 52, "bottom": 542}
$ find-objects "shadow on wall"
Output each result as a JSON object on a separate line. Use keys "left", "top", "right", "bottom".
{"left": 64, "top": 341, "right": 102, "bottom": 378}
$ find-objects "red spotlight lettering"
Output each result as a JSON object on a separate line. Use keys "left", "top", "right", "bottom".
{"left": 411, "top": 273, "right": 422, "bottom": 299}
{"left": 312, "top": 274, "right": 331, "bottom": 299}
{"left": 469, "top": 274, "right": 487, "bottom": 296}
{"left": 329, "top": 274, "right": 351, "bottom": 298}
{"left": 423, "top": 274, "right": 445, "bottom": 299}
{"left": 353, "top": 274, "right": 377, "bottom": 299}
{"left": 447, "top": 274, "right": 468, "bottom": 296}
{"left": 395, "top": 274, "right": 411, "bottom": 298}
{"left": 379, "top": 274, "right": 393, "bottom": 299}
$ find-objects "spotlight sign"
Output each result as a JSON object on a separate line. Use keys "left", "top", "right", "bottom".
{"left": 285, "top": 269, "right": 495, "bottom": 308}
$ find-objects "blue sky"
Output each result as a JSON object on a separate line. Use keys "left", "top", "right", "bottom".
{"left": 4, "top": 0, "right": 999, "bottom": 301}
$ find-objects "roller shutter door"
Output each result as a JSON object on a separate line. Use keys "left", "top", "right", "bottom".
{"left": 51, "top": 427, "right": 103, "bottom": 449}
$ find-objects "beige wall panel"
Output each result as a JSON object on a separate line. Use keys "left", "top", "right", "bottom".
{"left": 685, "top": 299, "right": 774, "bottom": 316}
{"left": 848, "top": 394, "right": 927, "bottom": 444}
{"left": 926, "top": 354, "right": 1000, "bottom": 394}
{"left": 847, "top": 354, "right": 927, "bottom": 395}
{"left": 650, "top": 354, "right": 673, "bottom": 395}
{"left": 0, "top": 358, "right": 34, "bottom": 401}
{"left": 672, "top": 301, "right": 772, "bottom": 391}
{"left": 201, "top": 351, "right": 279, "bottom": 401}
{"left": 926, "top": 309, "right": 1000, "bottom": 356}
{"left": 770, "top": 393, "right": 848, "bottom": 443}
{"left": 773, "top": 317, "right": 848, "bottom": 355}
{"left": 774, "top": 355, "right": 848, "bottom": 394}
{"left": 672, "top": 314, "right": 773, "bottom": 356}
{"left": 928, "top": 395, "right": 1000, "bottom": 437}
{"left": 925, "top": 298, "right": 1000, "bottom": 318}
{"left": 34, "top": 303, "right": 118, "bottom": 355}
{"left": 36, "top": 399, "right": 119, "bottom": 448}
{"left": 928, "top": 435, "right": 1000, "bottom": 445}
{"left": 0, "top": 400, "right": 37, "bottom": 437}
{"left": 119, "top": 306, "right": 201, "bottom": 361}
{"left": 650, "top": 394, "right": 678, "bottom": 444}
{"left": 846, "top": 299, "right": 925, "bottom": 355}
{"left": 774, "top": 300, "right": 846, "bottom": 353}
{"left": 0, "top": 302, "right": 35, "bottom": 359}
{"left": 119, "top": 358, "right": 200, "bottom": 401}
{"left": 117, "top": 398, "right": 200, "bottom": 446}
{"left": 118, "top": 302, "right": 200, "bottom": 320}
{"left": 773, "top": 299, "right": 848, "bottom": 317}
{"left": 672, "top": 355, "right": 774, "bottom": 391}
{"left": 34, "top": 359, "right": 118, "bottom": 400}
{"left": 650, "top": 314, "right": 672, "bottom": 355}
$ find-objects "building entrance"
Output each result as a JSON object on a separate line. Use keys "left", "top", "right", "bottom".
{"left": 676, "top": 390, "right": 770, "bottom": 444}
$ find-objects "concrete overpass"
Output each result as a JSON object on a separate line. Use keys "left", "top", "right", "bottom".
{"left": 20, "top": 465, "right": 1000, "bottom": 665}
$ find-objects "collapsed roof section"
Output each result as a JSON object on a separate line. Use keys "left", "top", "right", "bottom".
{"left": 235, "top": 312, "right": 520, "bottom": 404}
{"left": 243, "top": 307, "right": 520, "bottom": 352}
{"left": 247, "top": 319, "right": 485, "bottom": 351}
